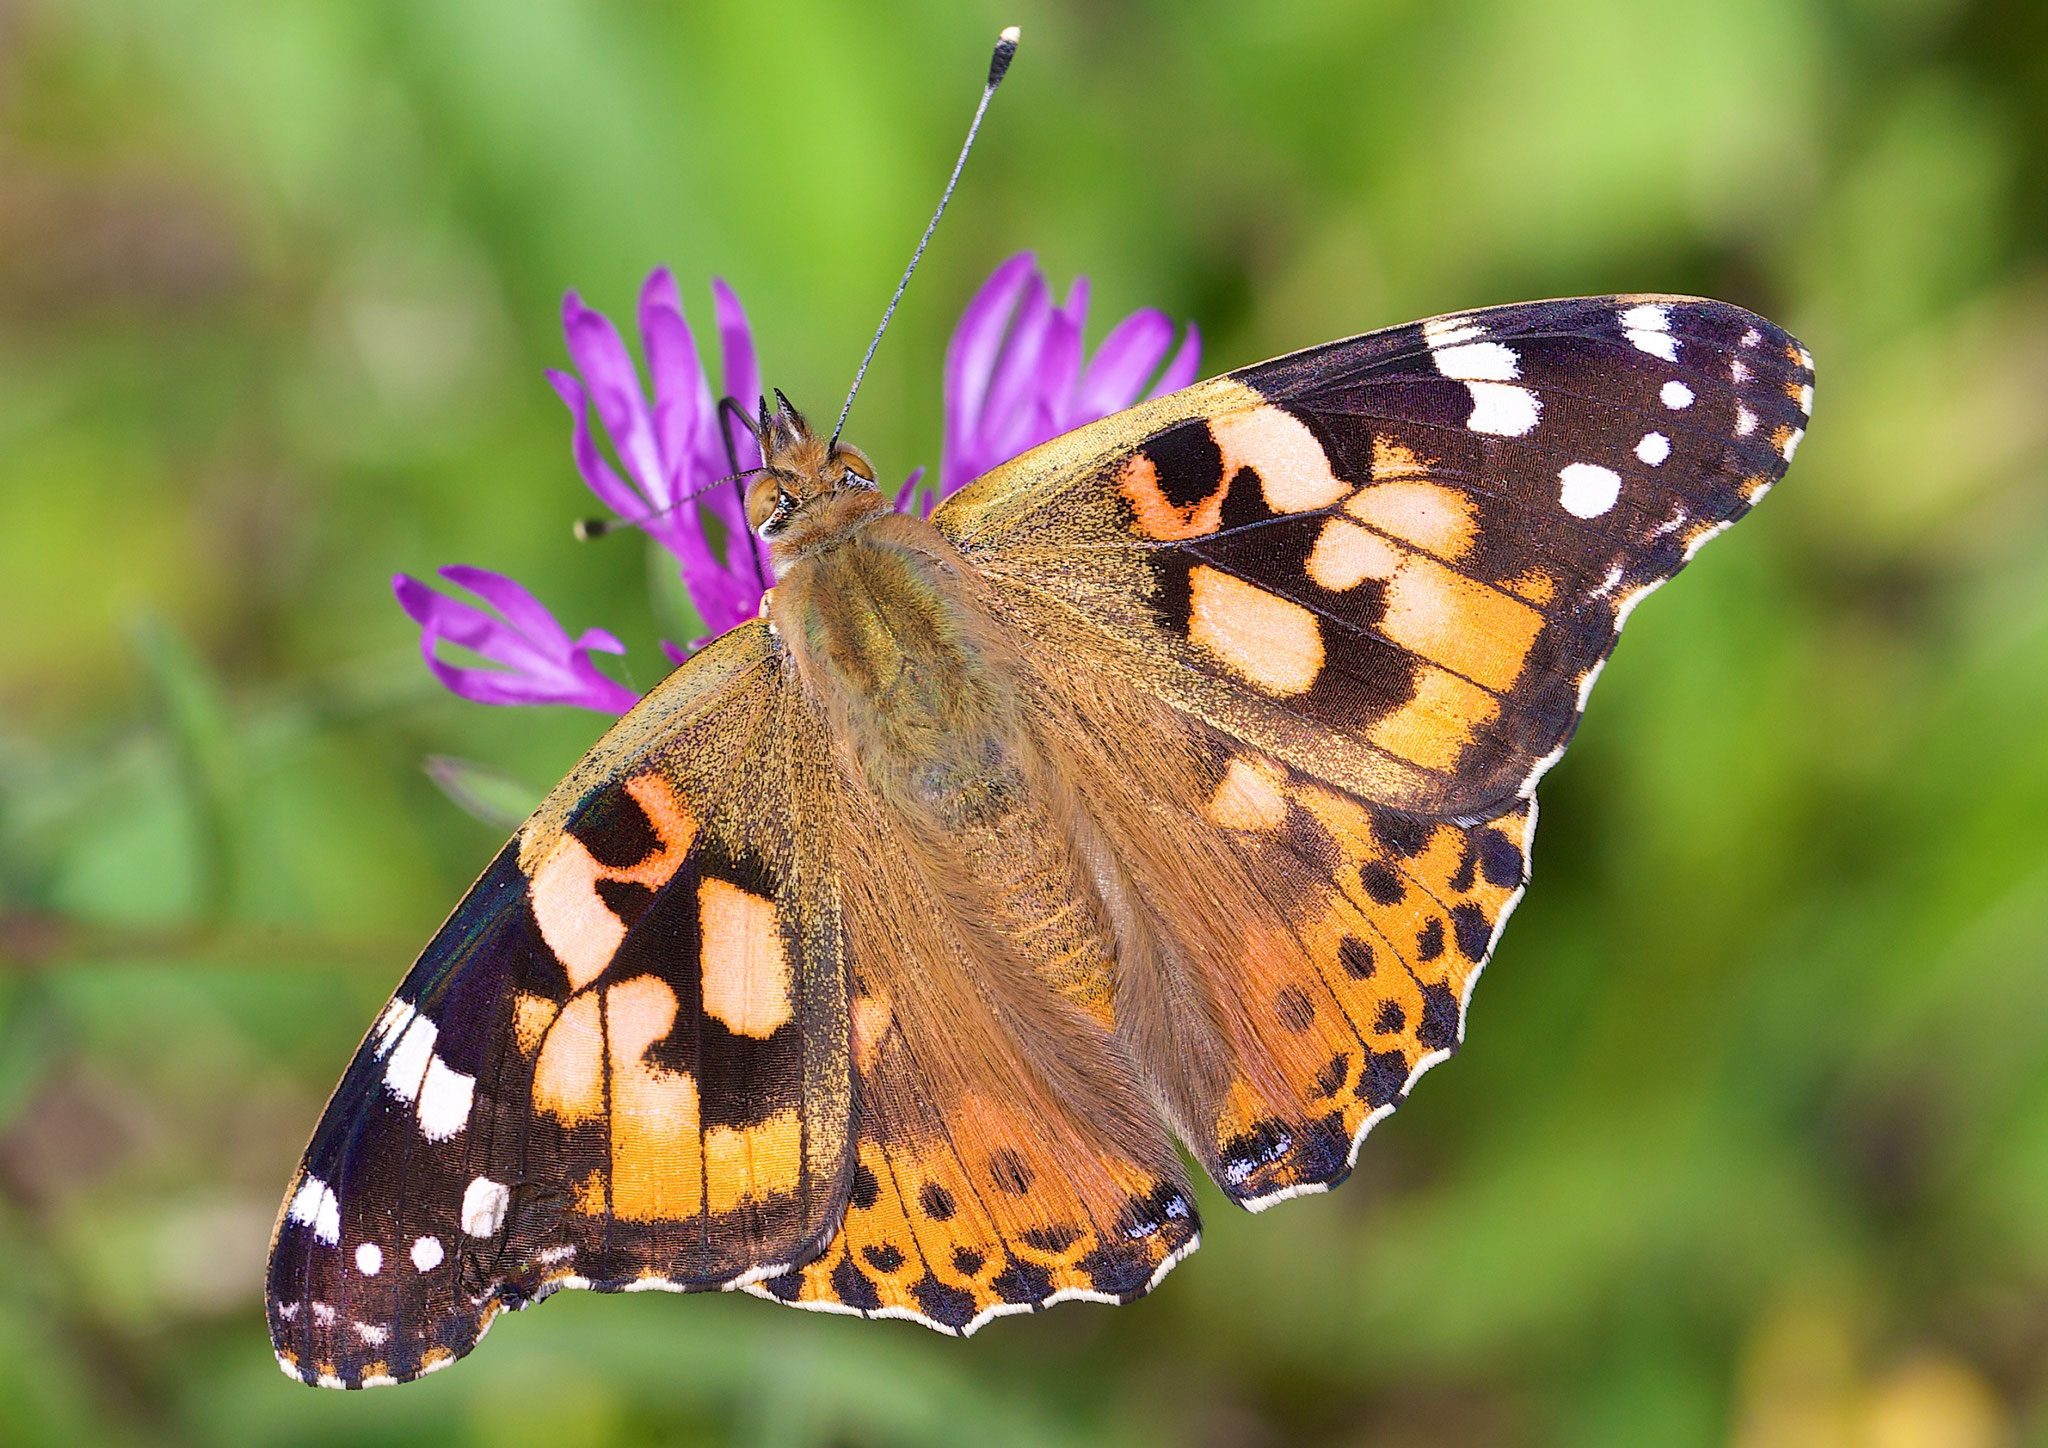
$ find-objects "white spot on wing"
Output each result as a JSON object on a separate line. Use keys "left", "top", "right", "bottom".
{"left": 1557, "top": 463, "right": 1622, "bottom": 519}
{"left": 1422, "top": 315, "right": 1485, "bottom": 347}
{"left": 288, "top": 1175, "right": 341, "bottom": 1246}
{"left": 416, "top": 1055, "right": 475, "bottom": 1141}
{"left": 1432, "top": 340, "right": 1520, "bottom": 381}
{"left": 1735, "top": 405, "right": 1758, "bottom": 436}
{"left": 1620, "top": 303, "right": 1678, "bottom": 360}
{"left": 411, "top": 1235, "right": 445, "bottom": 1271}
{"left": 1798, "top": 383, "right": 1814, "bottom": 415}
{"left": 1463, "top": 381, "right": 1541, "bottom": 436}
{"left": 1634, "top": 431, "right": 1671, "bottom": 466}
{"left": 371, "top": 999, "right": 416, "bottom": 1056}
{"left": 1731, "top": 358, "right": 1750, "bottom": 383}
{"left": 462, "top": 1176, "right": 511, "bottom": 1238}
{"left": 1660, "top": 379, "right": 1694, "bottom": 410}
{"left": 383, "top": 1013, "right": 437, "bottom": 1103}
{"left": 352, "top": 1321, "right": 389, "bottom": 1345}
{"left": 1783, "top": 427, "right": 1804, "bottom": 460}
{"left": 355, "top": 1242, "right": 382, "bottom": 1275}
{"left": 1741, "top": 327, "right": 1761, "bottom": 347}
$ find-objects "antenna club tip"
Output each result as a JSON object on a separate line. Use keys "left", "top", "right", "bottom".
{"left": 989, "top": 26, "right": 1020, "bottom": 86}
{"left": 573, "top": 518, "right": 609, "bottom": 541}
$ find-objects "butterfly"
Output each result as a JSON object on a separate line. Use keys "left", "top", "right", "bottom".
{"left": 267, "top": 291, "right": 1812, "bottom": 1388}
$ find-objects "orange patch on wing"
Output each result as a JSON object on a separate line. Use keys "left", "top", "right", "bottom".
{"left": 533, "top": 994, "right": 605, "bottom": 1125}
{"left": 1212, "top": 406, "right": 1350, "bottom": 513}
{"left": 605, "top": 974, "right": 705, "bottom": 1221}
{"left": 1371, "top": 436, "right": 1429, "bottom": 479}
{"left": 571, "top": 1170, "right": 606, "bottom": 1215}
{"left": 698, "top": 879, "right": 793, "bottom": 1038}
{"left": 1205, "top": 756, "right": 1288, "bottom": 831}
{"left": 1367, "top": 667, "right": 1500, "bottom": 772}
{"left": 705, "top": 1109, "right": 802, "bottom": 1213}
{"left": 1506, "top": 568, "right": 1557, "bottom": 605}
{"left": 1188, "top": 565, "right": 1324, "bottom": 696}
{"left": 1380, "top": 554, "right": 1544, "bottom": 694}
{"left": 1344, "top": 481, "right": 1478, "bottom": 561}
{"left": 1307, "top": 517, "right": 1401, "bottom": 592}
{"left": 621, "top": 774, "right": 698, "bottom": 873}
{"left": 851, "top": 990, "right": 893, "bottom": 1072}
{"left": 1118, "top": 451, "right": 1224, "bottom": 541}
{"left": 529, "top": 837, "right": 625, "bottom": 991}
{"left": 526, "top": 775, "right": 700, "bottom": 994}
{"left": 513, "top": 993, "right": 559, "bottom": 1056}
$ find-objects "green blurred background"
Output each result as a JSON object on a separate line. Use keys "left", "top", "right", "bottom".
{"left": 3, "top": 0, "right": 2046, "bottom": 1443}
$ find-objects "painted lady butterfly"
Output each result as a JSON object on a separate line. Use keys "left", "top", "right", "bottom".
{"left": 266, "top": 35, "right": 1814, "bottom": 1394}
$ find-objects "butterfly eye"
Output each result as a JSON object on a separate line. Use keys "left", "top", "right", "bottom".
{"left": 835, "top": 444, "right": 877, "bottom": 484}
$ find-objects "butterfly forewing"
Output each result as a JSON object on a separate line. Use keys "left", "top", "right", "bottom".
{"left": 938, "top": 294, "right": 1811, "bottom": 818}
{"left": 268, "top": 624, "right": 855, "bottom": 1388}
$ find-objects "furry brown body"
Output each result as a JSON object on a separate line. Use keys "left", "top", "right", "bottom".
{"left": 759, "top": 410, "right": 1316, "bottom": 1206}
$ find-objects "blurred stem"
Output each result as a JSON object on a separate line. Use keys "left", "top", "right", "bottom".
{"left": 126, "top": 614, "right": 239, "bottom": 926}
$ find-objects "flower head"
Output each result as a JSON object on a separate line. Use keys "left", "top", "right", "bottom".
{"left": 550, "top": 269, "right": 767, "bottom": 640}
{"left": 401, "top": 253, "right": 1199, "bottom": 715}
{"left": 921, "top": 251, "right": 1200, "bottom": 514}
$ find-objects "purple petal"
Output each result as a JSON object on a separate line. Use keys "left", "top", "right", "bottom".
{"left": 894, "top": 465, "right": 929, "bottom": 514}
{"left": 976, "top": 272, "right": 1053, "bottom": 462}
{"left": 561, "top": 292, "right": 665, "bottom": 496}
{"left": 396, "top": 572, "right": 553, "bottom": 676}
{"left": 1077, "top": 309, "right": 1176, "bottom": 417}
{"left": 548, "top": 369, "right": 648, "bottom": 521}
{"left": 639, "top": 268, "right": 708, "bottom": 506}
{"left": 395, "top": 570, "right": 641, "bottom": 715}
{"left": 1147, "top": 320, "right": 1202, "bottom": 398}
{"left": 945, "top": 253, "right": 1038, "bottom": 448}
{"left": 438, "top": 566, "right": 573, "bottom": 650}
{"left": 711, "top": 278, "right": 762, "bottom": 471}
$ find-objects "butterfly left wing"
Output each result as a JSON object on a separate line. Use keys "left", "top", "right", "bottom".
{"left": 268, "top": 623, "right": 856, "bottom": 1387}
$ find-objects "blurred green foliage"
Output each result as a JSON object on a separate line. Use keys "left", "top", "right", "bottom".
{"left": 2, "top": 0, "right": 2046, "bottom": 1444}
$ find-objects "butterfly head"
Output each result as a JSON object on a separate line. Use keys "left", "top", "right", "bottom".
{"left": 746, "top": 390, "right": 880, "bottom": 551}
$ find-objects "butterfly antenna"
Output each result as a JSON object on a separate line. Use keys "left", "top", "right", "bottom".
{"left": 576, "top": 395, "right": 769, "bottom": 542}
{"left": 830, "top": 25, "right": 1020, "bottom": 450}
{"left": 573, "top": 466, "right": 767, "bottom": 540}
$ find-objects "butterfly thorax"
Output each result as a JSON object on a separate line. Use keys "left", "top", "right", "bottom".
{"left": 745, "top": 397, "right": 1026, "bottom": 829}
{"left": 771, "top": 504, "right": 1027, "bottom": 833}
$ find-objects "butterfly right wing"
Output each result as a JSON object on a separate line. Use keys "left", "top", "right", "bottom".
{"left": 267, "top": 623, "right": 855, "bottom": 1387}
{"left": 938, "top": 294, "right": 1812, "bottom": 820}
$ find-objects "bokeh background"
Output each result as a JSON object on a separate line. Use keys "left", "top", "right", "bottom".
{"left": 3, "top": 0, "right": 2046, "bottom": 1444}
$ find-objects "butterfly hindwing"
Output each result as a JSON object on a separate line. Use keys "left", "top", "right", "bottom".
{"left": 268, "top": 624, "right": 854, "bottom": 1387}
{"left": 739, "top": 670, "right": 1201, "bottom": 1330}
{"left": 938, "top": 294, "right": 1811, "bottom": 819}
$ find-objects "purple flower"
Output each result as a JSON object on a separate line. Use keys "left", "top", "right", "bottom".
{"left": 401, "top": 254, "right": 1199, "bottom": 715}
{"left": 917, "top": 251, "right": 1201, "bottom": 514}
{"left": 394, "top": 567, "right": 639, "bottom": 715}
{"left": 549, "top": 269, "right": 768, "bottom": 639}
